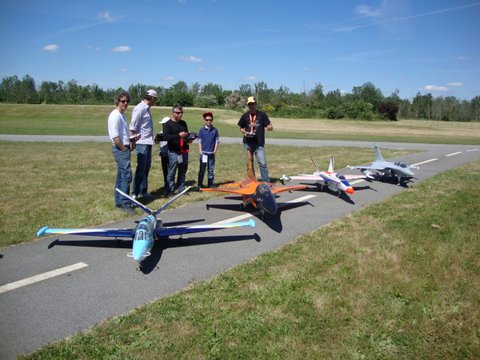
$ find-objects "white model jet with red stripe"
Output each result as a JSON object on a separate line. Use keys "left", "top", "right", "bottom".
{"left": 281, "top": 157, "right": 367, "bottom": 197}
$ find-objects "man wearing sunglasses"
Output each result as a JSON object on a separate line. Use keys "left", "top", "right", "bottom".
{"left": 107, "top": 91, "right": 134, "bottom": 214}
{"left": 162, "top": 104, "right": 191, "bottom": 196}
{"left": 238, "top": 96, "right": 273, "bottom": 182}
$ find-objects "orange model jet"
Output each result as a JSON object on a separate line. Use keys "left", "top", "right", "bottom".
{"left": 200, "top": 153, "right": 307, "bottom": 216}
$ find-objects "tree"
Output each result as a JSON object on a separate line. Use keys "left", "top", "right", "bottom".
{"left": 200, "top": 83, "right": 224, "bottom": 105}
{"left": 224, "top": 92, "right": 245, "bottom": 110}
{"left": 324, "top": 89, "right": 343, "bottom": 108}
{"left": 379, "top": 101, "right": 399, "bottom": 120}
{"left": 471, "top": 96, "right": 480, "bottom": 121}
{"left": 0, "top": 75, "right": 19, "bottom": 102}
{"left": 412, "top": 92, "right": 433, "bottom": 119}
{"left": 308, "top": 83, "right": 324, "bottom": 108}
{"left": 194, "top": 94, "right": 218, "bottom": 108}
{"left": 352, "top": 82, "right": 384, "bottom": 110}
{"left": 238, "top": 84, "right": 253, "bottom": 98}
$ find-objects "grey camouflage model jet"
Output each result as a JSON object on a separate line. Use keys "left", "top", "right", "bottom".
{"left": 348, "top": 144, "right": 417, "bottom": 185}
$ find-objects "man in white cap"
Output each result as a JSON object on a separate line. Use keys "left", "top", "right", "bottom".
{"left": 238, "top": 96, "right": 273, "bottom": 182}
{"left": 129, "top": 89, "right": 157, "bottom": 199}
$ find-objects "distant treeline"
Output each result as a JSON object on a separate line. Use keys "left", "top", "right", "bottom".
{"left": 1, "top": 74, "right": 479, "bottom": 121}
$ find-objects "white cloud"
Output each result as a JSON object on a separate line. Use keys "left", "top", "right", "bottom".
{"left": 177, "top": 55, "right": 203, "bottom": 63}
{"left": 424, "top": 85, "right": 448, "bottom": 92}
{"left": 112, "top": 46, "right": 131, "bottom": 52}
{"left": 355, "top": 4, "right": 383, "bottom": 17}
{"left": 42, "top": 44, "right": 59, "bottom": 52}
{"left": 245, "top": 76, "right": 257, "bottom": 81}
{"left": 162, "top": 76, "right": 175, "bottom": 81}
{"left": 447, "top": 82, "right": 463, "bottom": 87}
{"left": 119, "top": 68, "right": 127, "bottom": 73}
{"left": 98, "top": 11, "right": 114, "bottom": 22}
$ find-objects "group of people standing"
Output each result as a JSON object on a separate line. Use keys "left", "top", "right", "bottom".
{"left": 107, "top": 91, "right": 272, "bottom": 213}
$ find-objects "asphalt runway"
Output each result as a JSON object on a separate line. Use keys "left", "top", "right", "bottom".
{"left": 0, "top": 136, "right": 479, "bottom": 359}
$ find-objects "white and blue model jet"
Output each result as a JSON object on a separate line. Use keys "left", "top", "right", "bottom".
{"left": 280, "top": 157, "right": 366, "bottom": 197}
{"left": 348, "top": 144, "right": 417, "bottom": 185}
{"left": 37, "top": 187, "right": 255, "bottom": 267}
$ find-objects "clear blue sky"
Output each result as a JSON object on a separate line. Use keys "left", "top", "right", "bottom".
{"left": 1, "top": 0, "right": 479, "bottom": 100}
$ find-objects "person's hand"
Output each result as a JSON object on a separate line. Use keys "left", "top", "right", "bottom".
{"left": 179, "top": 131, "right": 188, "bottom": 138}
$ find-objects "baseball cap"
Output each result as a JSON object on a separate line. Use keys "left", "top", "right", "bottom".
{"left": 203, "top": 111, "right": 213, "bottom": 120}
{"left": 146, "top": 89, "right": 158, "bottom": 98}
{"left": 247, "top": 96, "right": 256, "bottom": 104}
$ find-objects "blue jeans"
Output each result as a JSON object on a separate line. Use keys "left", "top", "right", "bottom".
{"left": 244, "top": 143, "right": 269, "bottom": 182}
{"left": 167, "top": 151, "right": 188, "bottom": 193}
{"left": 112, "top": 146, "right": 132, "bottom": 207}
{"left": 197, "top": 153, "right": 215, "bottom": 187}
{"left": 133, "top": 144, "right": 152, "bottom": 196}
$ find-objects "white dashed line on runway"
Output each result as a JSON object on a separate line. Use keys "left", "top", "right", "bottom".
{"left": 0, "top": 262, "right": 89, "bottom": 295}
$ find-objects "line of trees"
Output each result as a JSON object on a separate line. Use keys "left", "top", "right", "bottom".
{"left": 1, "top": 74, "right": 479, "bottom": 122}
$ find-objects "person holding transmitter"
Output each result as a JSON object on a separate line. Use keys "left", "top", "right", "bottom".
{"left": 163, "top": 104, "right": 196, "bottom": 196}
{"left": 238, "top": 96, "right": 273, "bottom": 182}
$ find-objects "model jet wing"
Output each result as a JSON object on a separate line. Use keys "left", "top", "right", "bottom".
{"left": 270, "top": 184, "right": 308, "bottom": 194}
{"left": 201, "top": 183, "right": 306, "bottom": 196}
{"left": 159, "top": 219, "right": 256, "bottom": 237}
{"left": 342, "top": 174, "right": 367, "bottom": 180}
{"left": 37, "top": 226, "right": 134, "bottom": 238}
{"left": 37, "top": 220, "right": 256, "bottom": 239}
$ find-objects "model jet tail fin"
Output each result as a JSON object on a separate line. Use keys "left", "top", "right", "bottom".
{"left": 374, "top": 144, "right": 385, "bottom": 161}
{"left": 115, "top": 186, "right": 192, "bottom": 217}
{"left": 116, "top": 188, "right": 153, "bottom": 214}
{"left": 328, "top": 157, "right": 335, "bottom": 173}
{"left": 153, "top": 186, "right": 191, "bottom": 217}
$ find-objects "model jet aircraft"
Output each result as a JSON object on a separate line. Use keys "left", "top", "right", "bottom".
{"left": 37, "top": 187, "right": 256, "bottom": 266}
{"left": 348, "top": 144, "right": 417, "bottom": 185}
{"left": 280, "top": 157, "right": 367, "bottom": 197}
{"left": 200, "top": 153, "right": 307, "bottom": 216}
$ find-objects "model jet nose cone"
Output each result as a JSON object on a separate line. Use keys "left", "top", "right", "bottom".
{"left": 262, "top": 194, "right": 278, "bottom": 214}
{"left": 345, "top": 187, "right": 354, "bottom": 195}
{"left": 255, "top": 184, "right": 278, "bottom": 214}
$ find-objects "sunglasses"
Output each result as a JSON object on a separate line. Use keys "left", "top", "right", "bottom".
{"left": 120, "top": 100, "right": 129, "bottom": 104}
{"left": 174, "top": 111, "right": 183, "bottom": 114}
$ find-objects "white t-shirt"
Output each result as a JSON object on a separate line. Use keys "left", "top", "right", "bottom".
{"left": 130, "top": 101, "right": 154, "bottom": 145}
{"left": 108, "top": 109, "right": 129, "bottom": 145}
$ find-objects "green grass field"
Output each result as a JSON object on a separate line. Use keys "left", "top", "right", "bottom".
{"left": 1, "top": 104, "right": 479, "bottom": 358}
{"left": 19, "top": 160, "right": 480, "bottom": 359}
{"left": 1, "top": 103, "right": 479, "bottom": 144}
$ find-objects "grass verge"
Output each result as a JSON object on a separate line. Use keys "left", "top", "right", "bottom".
{"left": 20, "top": 160, "right": 480, "bottom": 359}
